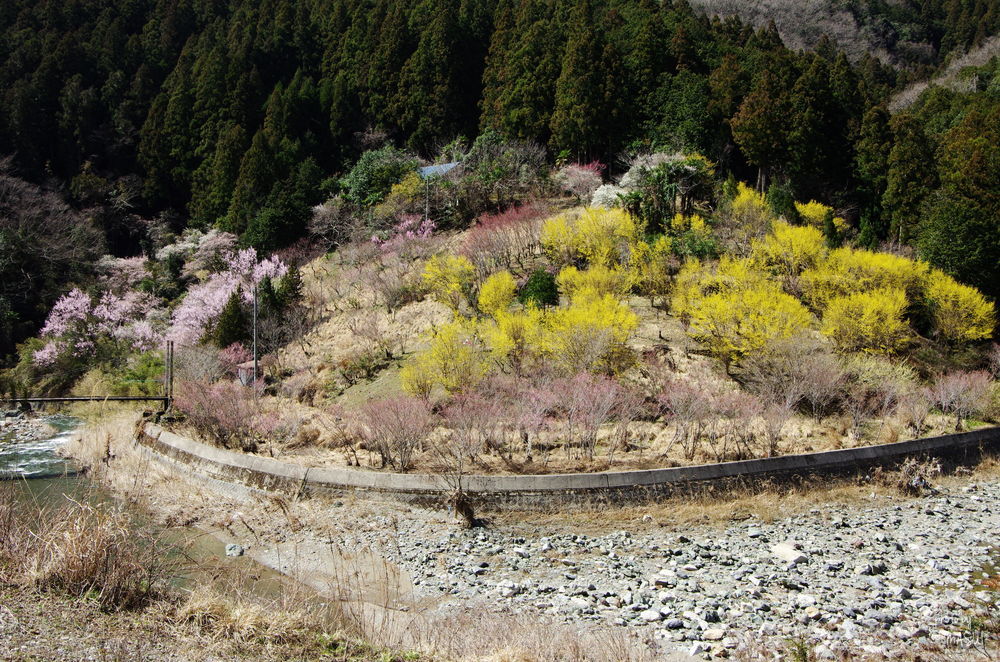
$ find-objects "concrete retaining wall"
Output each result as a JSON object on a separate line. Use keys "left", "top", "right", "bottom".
{"left": 137, "top": 423, "right": 1000, "bottom": 509}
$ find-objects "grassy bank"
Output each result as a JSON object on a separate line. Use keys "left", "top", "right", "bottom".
{"left": 0, "top": 480, "right": 407, "bottom": 661}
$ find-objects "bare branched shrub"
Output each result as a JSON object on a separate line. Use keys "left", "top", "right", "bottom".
{"left": 929, "top": 370, "right": 993, "bottom": 430}
{"left": 173, "top": 345, "right": 225, "bottom": 383}
{"left": 308, "top": 196, "right": 361, "bottom": 250}
{"left": 657, "top": 374, "right": 714, "bottom": 460}
{"left": 761, "top": 402, "right": 793, "bottom": 457}
{"left": 173, "top": 380, "right": 263, "bottom": 451}
{"left": 347, "top": 314, "right": 397, "bottom": 360}
{"left": 564, "top": 373, "right": 623, "bottom": 460}
{"left": 872, "top": 456, "right": 942, "bottom": 495}
{"left": 488, "top": 373, "right": 559, "bottom": 463}
{"left": 988, "top": 343, "right": 1000, "bottom": 379}
{"left": 656, "top": 367, "right": 786, "bottom": 460}
{"left": 739, "top": 334, "right": 844, "bottom": 418}
{"left": 897, "top": 390, "right": 932, "bottom": 436}
{"left": 703, "top": 389, "right": 776, "bottom": 460}
{"left": 842, "top": 356, "right": 916, "bottom": 441}
{"left": 371, "top": 254, "right": 421, "bottom": 313}
{"left": 440, "top": 393, "right": 506, "bottom": 480}
{"left": 356, "top": 396, "right": 434, "bottom": 471}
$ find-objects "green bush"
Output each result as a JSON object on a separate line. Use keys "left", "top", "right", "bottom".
{"left": 339, "top": 146, "right": 419, "bottom": 207}
{"left": 518, "top": 270, "right": 559, "bottom": 308}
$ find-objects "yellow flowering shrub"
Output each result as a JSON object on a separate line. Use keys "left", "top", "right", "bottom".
{"left": 821, "top": 288, "right": 910, "bottom": 353}
{"left": 374, "top": 171, "right": 423, "bottom": 219}
{"left": 800, "top": 247, "right": 929, "bottom": 310}
{"left": 925, "top": 269, "right": 996, "bottom": 344}
{"left": 556, "top": 264, "right": 631, "bottom": 302}
{"left": 543, "top": 293, "right": 638, "bottom": 373}
{"left": 400, "top": 320, "right": 488, "bottom": 396}
{"left": 422, "top": 254, "right": 475, "bottom": 311}
{"left": 671, "top": 255, "right": 812, "bottom": 364}
{"left": 480, "top": 307, "right": 547, "bottom": 371}
{"left": 540, "top": 207, "right": 640, "bottom": 267}
{"left": 686, "top": 284, "right": 813, "bottom": 366}
{"left": 672, "top": 256, "right": 773, "bottom": 321}
{"left": 731, "top": 183, "right": 770, "bottom": 222}
{"left": 669, "top": 213, "right": 710, "bottom": 236}
{"left": 794, "top": 200, "right": 848, "bottom": 234}
{"left": 477, "top": 270, "right": 517, "bottom": 318}
{"left": 632, "top": 235, "right": 675, "bottom": 305}
{"left": 751, "top": 221, "right": 828, "bottom": 276}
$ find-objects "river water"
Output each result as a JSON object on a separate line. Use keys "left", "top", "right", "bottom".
{"left": 0, "top": 415, "right": 287, "bottom": 597}
{"left": 0, "top": 414, "right": 80, "bottom": 480}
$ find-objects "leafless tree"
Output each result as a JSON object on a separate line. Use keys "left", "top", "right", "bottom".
{"left": 356, "top": 396, "right": 434, "bottom": 471}
{"left": 928, "top": 370, "right": 992, "bottom": 431}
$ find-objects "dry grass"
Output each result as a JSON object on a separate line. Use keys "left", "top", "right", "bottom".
{"left": 415, "top": 611, "right": 656, "bottom": 662}
{"left": 506, "top": 454, "right": 1000, "bottom": 533}
{"left": 0, "top": 484, "right": 172, "bottom": 611}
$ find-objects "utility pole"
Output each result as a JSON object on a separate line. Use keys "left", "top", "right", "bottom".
{"left": 252, "top": 284, "right": 258, "bottom": 391}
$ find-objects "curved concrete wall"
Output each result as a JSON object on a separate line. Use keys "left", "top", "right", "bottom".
{"left": 137, "top": 423, "right": 1000, "bottom": 509}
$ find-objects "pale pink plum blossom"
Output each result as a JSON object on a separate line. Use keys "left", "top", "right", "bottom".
{"left": 40, "top": 289, "right": 91, "bottom": 337}
{"left": 32, "top": 341, "right": 64, "bottom": 366}
{"left": 96, "top": 255, "right": 148, "bottom": 291}
{"left": 167, "top": 271, "right": 240, "bottom": 345}
{"left": 371, "top": 215, "right": 436, "bottom": 254}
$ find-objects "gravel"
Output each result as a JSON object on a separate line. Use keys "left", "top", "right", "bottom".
{"left": 326, "top": 479, "right": 1000, "bottom": 659}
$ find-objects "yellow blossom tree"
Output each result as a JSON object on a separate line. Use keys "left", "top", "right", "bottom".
{"left": 821, "top": 288, "right": 910, "bottom": 353}
{"left": 422, "top": 254, "right": 474, "bottom": 311}
{"left": 925, "top": 269, "right": 996, "bottom": 344}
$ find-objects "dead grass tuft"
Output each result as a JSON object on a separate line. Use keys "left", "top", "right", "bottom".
{"left": 0, "top": 485, "right": 172, "bottom": 611}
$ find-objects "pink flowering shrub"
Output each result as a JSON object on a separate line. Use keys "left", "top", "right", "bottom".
{"left": 554, "top": 162, "right": 604, "bottom": 201}
{"left": 355, "top": 396, "right": 434, "bottom": 471}
{"left": 173, "top": 380, "right": 263, "bottom": 451}
{"left": 96, "top": 256, "right": 149, "bottom": 291}
{"left": 928, "top": 370, "right": 992, "bottom": 430}
{"left": 180, "top": 230, "right": 238, "bottom": 277}
{"left": 550, "top": 372, "right": 636, "bottom": 460}
{"left": 218, "top": 343, "right": 252, "bottom": 377}
{"left": 33, "top": 288, "right": 161, "bottom": 367}
{"left": 460, "top": 203, "right": 548, "bottom": 277}
{"left": 371, "top": 214, "right": 436, "bottom": 258}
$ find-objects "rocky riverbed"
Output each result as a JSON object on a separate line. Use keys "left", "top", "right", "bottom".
{"left": 328, "top": 480, "right": 999, "bottom": 660}
{"left": 72, "top": 419, "right": 1000, "bottom": 660}
{"left": 0, "top": 411, "right": 51, "bottom": 445}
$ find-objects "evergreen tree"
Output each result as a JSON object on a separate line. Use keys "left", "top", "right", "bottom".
{"left": 918, "top": 103, "right": 1000, "bottom": 298}
{"left": 393, "top": 0, "right": 464, "bottom": 152}
{"left": 883, "top": 113, "right": 938, "bottom": 243}
{"left": 214, "top": 290, "right": 249, "bottom": 348}
{"left": 549, "top": 0, "right": 606, "bottom": 160}
{"left": 731, "top": 65, "right": 794, "bottom": 190}
{"left": 855, "top": 105, "right": 892, "bottom": 245}
{"left": 189, "top": 122, "right": 248, "bottom": 227}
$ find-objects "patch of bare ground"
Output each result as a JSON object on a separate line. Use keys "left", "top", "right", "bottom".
{"left": 500, "top": 455, "right": 1000, "bottom": 536}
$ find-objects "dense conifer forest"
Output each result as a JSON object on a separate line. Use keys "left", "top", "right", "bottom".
{"left": 1, "top": 0, "right": 1000, "bottom": 361}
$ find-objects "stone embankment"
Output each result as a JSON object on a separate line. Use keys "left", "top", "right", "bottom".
{"left": 139, "top": 423, "right": 1000, "bottom": 508}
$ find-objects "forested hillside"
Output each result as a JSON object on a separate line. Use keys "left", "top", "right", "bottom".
{"left": 1, "top": 0, "right": 1000, "bottom": 361}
